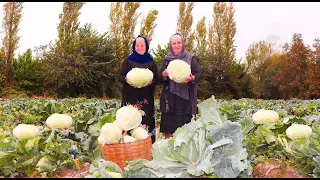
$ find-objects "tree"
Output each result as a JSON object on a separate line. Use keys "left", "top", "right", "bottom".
{"left": 140, "top": 9, "right": 158, "bottom": 46}
{"left": 40, "top": 23, "right": 116, "bottom": 98}
{"left": 276, "top": 33, "right": 311, "bottom": 99}
{"left": 151, "top": 43, "right": 169, "bottom": 68}
{"left": 57, "top": 2, "right": 85, "bottom": 51}
{"left": 13, "top": 49, "right": 44, "bottom": 95}
{"left": 194, "top": 16, "right": 207, "bottom": 58}
{"left": 304, "top": 39, "right": 320, "bottom": 99}
{"left": 109, "top": 2, "right": 141, "bottom": 70}
{"left": 176, "top": 2, "right": 195, "bottom": 52}
{"left": 209, "top": 2, "right": 236, "bottom": 68}
{"left": 245, "top": 38, "right": 282, "bottom": 98}
{"left": 1, "top": 2, "right": 23, "bottom": 86}
{"left": 206, "top": 2, "right": 237, "bottom": 99}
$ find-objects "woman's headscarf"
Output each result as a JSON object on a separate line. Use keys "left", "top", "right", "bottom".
{"left": 165, "top": 33, "right": 189, "bottom": 61}
{"left": 128, "top": 35, "right": 153, "bottom": 64}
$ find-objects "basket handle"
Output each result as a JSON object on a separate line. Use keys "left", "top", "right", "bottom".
{"left": 120, "top": 130, "right": 127, "bottom": 144}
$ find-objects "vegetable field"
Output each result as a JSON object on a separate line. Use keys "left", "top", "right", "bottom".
{"left": 0, "top": 97, "right": 320, "bottom": 178}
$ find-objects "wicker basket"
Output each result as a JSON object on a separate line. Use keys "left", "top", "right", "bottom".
{"left": 99, "top": 134, "right": 152, "bottom": 170}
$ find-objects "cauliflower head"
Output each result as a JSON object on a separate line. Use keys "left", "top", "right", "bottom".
{"left": 252, "top": 109, "right": 279, "bottom": 124}
{"left": 46, "top": 113, "right": 73, "bottom": 129}
{"left": 286, "top": 124, "right": 312, "bottom": 140}
{"left": 98, "top": 123, "right": 123, "bottom": 145}
{"left": 126, "top": 68, "right": 153, "bottom": 88}
{"left": 131, "top": 126, "right": 149, "bottom": 141}
{"left": 114, "top": 105, "right": 142, "bottom": 131}
{"left": 167, "top": 59, "right": 191, "bottom": 83}
{"left": 12, "top": 124, "right": 39, "bottom": 140}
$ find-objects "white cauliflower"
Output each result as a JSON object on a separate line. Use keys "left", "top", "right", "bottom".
{"left": 98, "top": 123, "right": 123, "bottom": 145}
{"left": 252, "top": 109, "right": 279, "bottom": 124}
{"left": 131, "top": 126, "right": 149, "bottom": 141}
{"left": 126, "top": 68, "right": 153, "bottom": 88}
{"left": 286, "top": 124, "right": 312, "bottom": 140}
{"left": 114, "top": 105, "right": 142, "bottom": 131}
{"left": 46, "top": 113, "right": 73, "bottom": 129}
{"left": 123, "top": 135, "right": 136, "bottom": 143}
{"left": 167, "top": 59, "right": 191, "bottom": 83}
{"left": 12, "top": 124, "right": 39, "bottom": 140}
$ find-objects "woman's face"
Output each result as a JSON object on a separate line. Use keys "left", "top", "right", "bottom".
{"left": 171, "top": 35, "right": 183, "bottom": 55}
{"left": 135, "top": 38, "right": 146, "bottom": 55}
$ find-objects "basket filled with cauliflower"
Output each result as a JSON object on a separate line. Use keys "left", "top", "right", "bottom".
{"left": 97, "top": 104, "right": 152, "bottom": 170}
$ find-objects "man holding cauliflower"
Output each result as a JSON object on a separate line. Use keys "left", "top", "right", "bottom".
{"left": 159, "top": 33, "right": 201, "bottom": 139}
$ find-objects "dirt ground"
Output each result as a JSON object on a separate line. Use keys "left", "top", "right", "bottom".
{"left": 12, "top": 162, "right": 91, "bottom": 178}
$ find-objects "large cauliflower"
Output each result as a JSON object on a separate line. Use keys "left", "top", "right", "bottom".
{"left": 114, "top": 105, "right": 142, "bottom": 131}
{"left": 12, "top": 124, "right": 39, "bottom": 140}
{"left": 286, "top": 124, "right": 312, "bottom": 140}
{"left": 126, "top": 68, "right": 153, "bottom": 88}
{"left": 46, "top": 113, "right": 73, "bottom": 129}
{"left": 98, "top": 123, "right": 123, "bottom": 145}
{"left": 252, "top": 109, "right": 279, "bottom": 124}
{"left": 167, "top": 59, "right": 191, "bottom": 83}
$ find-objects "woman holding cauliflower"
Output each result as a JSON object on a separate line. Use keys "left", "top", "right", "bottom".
{"left": 118, "top": 35, "right": 158, "bottom": 143}
{"left": 159, "top": 33, "right": 200, "bottom": 139}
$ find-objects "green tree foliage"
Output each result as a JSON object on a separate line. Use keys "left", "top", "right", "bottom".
{"left": 193, "top": 16, "right": 212, "bottom": 99}
{"left": 245, "top": 37, "right": 281, "bottom": 99}
{"left": 13, "top": 49, "right": 44, "bottom": 96}
{"left": 40, "top": 23, "right": 116, "bottom": 98}
{"left": 151, "top": 43, "right": 170, "bottom": 98}
{"left": 176, "top": 2, "right": 195, "bottom": 52}
{"left": 109, "top": 2, "right": 141, "bottom": 70}
{"left": 151, "top": 43, "right": 170, "bottom": 68}
{"left": 194, "top": 16, "right": 207, "bottom": 58}
{"left": 140, "top": 9, "right": 159, "bottom": 46}
{"left": 207, "top": 2, "right": 238, "bottom": 99}
{"left": 1, "top": 2, "right": 23, "bottom": 86}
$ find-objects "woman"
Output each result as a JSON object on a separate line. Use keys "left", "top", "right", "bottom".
{"left": 159, "top": 33, "right": 200, "bottom": 139}
{"left": 118, "top": 35, "right": 158, "bottom": 143}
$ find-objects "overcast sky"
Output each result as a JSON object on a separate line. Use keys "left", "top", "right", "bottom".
{"left": 0, "top": 2, "right": 319, "bottom": 61}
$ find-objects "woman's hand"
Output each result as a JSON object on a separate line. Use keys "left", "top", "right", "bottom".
{"left": 143, "top": 80, "right": 153, "bottom": 87}
{"left": 125, "top": 77, "right": 136, "bottom": 88}
{"left": 162, "top": 69, "right": 169, "bottom": 80}
{"left": 181, "top": 74, "right": 195, "bottom": 84}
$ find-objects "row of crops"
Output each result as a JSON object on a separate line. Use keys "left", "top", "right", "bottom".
{"left": 0, "top": 97, "right": 320, "bottom": 178}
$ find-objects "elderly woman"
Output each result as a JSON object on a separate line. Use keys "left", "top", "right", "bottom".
{"left": 118, "top": 35, "right": 158, "bottom": 143}
{"left": 159, "top": 33, "right": 200, "bottom": 139}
